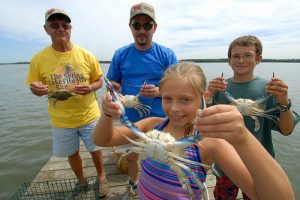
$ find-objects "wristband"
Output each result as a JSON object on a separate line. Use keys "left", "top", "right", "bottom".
{"left": 88, "top": 85, "right": 93, "bottom": 93}
{"left": 104, "top": 113, "right": 112, "bottom": 118}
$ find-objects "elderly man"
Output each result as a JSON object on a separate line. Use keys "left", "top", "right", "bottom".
{"left": 26, "top": 8, "right": 108, "bottom": 198}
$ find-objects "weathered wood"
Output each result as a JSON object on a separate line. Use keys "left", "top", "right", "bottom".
{"left": 33, "top": 142, "right": 243, "bottom": 199}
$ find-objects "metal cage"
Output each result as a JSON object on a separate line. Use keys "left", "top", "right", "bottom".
{"left": 12, "top": 176, "right": 100, "bottom": 200}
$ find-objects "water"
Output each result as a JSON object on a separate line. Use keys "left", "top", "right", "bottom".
{"left": 0, "top": 63, "right": 299, "bottom": 199}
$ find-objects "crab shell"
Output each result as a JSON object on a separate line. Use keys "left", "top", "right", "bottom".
{"left": 122, "top": 94, "right": 151, "bottom": 117}
{"left": 233, "top": 98, "right": 264, "bottom": 116}
{"left": 48, "top": 90, "right": 74, "bottom": 101}
{"left": 123, "top": 95, "right": 141, "bottom": 108}
{"left": 141, "top": 130, "right": 186, "bottom": 161}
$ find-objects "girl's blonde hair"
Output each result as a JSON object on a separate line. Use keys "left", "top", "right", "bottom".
{"left": 159, "top": 62, "right": 207, "bottom": 96}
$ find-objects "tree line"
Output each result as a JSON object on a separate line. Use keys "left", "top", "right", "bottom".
{"left": 1, "top": 58, "right": 300, "bottom": 65}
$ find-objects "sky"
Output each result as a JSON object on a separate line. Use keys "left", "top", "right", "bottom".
{"left": 1, "top": 0, "right": 300, "bottom": 63}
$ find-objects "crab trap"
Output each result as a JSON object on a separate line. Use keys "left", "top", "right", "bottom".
{"left": 11, "top": 176, "right": 101, "bottom": 200}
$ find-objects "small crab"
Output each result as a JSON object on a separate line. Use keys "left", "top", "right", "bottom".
{"left": 48, "top": 90, "right": 76, "bottom": 107}
{"left": 121, "top": 93, "right": 151, "bottom": 117}
{"left": 224, "top": 90, "right": 279, "bottom": 131}
{"left": 109, "top": 80, "right": 151, "bottom": 117}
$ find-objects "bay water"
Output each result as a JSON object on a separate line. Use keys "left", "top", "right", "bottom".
{"left": 0, "top": 63, "right": 299, "bottom": 199}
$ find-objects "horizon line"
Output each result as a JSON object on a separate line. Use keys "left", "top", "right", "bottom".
{"left": 1, "top": 58, "right": 300, "bottom": 65}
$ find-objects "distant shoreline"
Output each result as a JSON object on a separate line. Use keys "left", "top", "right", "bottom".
{"left": 180, "top": 58, "right": 300, "bottom": 63}
{"left": 1, "top": 58, "right": 300, "bottom": 65}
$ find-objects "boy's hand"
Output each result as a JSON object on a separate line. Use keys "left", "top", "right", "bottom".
{"left": 193, "top": 105, "right": 248, "bottom": 145}
{"left": 266, "top": 77, "right": 289, "bottom": 105}
{"left": 208, "top": 76, "right": 227, "bottom": 97}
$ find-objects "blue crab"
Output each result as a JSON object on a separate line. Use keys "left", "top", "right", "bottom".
{"left": 115, "top": 80, "right": 151, "bottom": 117}
{"left": 104, "top": 77, "right": 219, "bottom": 200}
{"left": 48, "top": 90, "right": 76, "bottom": 107}
{"left": 224, "top": 90, "right": 279, "bottom": 131}
{"left": 121, "top": 93, "right": 151, "bottom": 117}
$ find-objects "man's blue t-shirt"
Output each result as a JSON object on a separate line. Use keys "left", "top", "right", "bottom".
{"left": 107, "top": 42, "right": 178, "bottom": 122}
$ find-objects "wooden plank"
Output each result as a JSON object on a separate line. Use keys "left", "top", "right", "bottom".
{"left": 32, "top": 142, "right": 243, "bottom": 199}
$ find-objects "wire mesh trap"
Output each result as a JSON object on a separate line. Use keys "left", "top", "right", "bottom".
{"left": 11, "top": 176, "right": 101, "bottom": 200}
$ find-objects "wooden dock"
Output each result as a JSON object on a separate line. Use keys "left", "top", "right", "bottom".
{"left": 33, "top": 142, "right": 243, "bottom": 199}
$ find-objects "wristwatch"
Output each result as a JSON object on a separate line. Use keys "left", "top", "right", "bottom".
{"left": 278, "top": 99, "right": 291, "bottom": 112}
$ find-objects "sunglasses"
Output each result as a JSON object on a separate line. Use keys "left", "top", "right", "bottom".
{"left": 48, "top": 23, "right": 72, "bottom": 30}
{"left": 131, "top": 23, "right": 153, "bottom": 31}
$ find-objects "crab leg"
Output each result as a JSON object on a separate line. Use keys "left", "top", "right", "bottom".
{"left": 111, "top": 147, "right": 129, "bottom": 154}
{"left": 121, "top": 147, "right": 145, "bottom": 157}
{"left": 134, "top": 80, "right": 148, "bottom": 98}
{"left": 167, "top": 152, "right": 211, "bottom": 169}
{"left": 135, "top": 104, "right": 151, "bottom": 117}
{"left": 104, "top": 77, "right": 151, "bottom": 141}
{"left": 251, "top": 111, "right": 279, "bottom": 123}
{"left": 118, "top": 132, "right": 147, "bottom": 147}
{"left": 225, "top": 90, "right": 272, "bottom": 105}
{"left": 224, "top": 90, "right": 239, "bottom": 104}
{"left": 171, "top": 160, "right": 209, "bottom": 200}
{"left": 253, "top": 93, "right": 272, "bottom": 104}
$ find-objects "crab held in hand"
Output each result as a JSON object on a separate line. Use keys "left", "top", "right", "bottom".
{"left": 48, "top": 90, "right": 76, "bottom": 107}
{"left": 121, "top": 93, "right": 151, "bottom": 117}
{"left": 224, "top": 90, "right": 279, "bottom": 131}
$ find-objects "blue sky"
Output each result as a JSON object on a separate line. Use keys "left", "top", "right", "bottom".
{"left": 1, "top": 0, "right": 300, "bottom": 63}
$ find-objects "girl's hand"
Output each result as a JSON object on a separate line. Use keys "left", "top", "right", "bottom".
{"left": 194, "top": 104, "right": 248, "bottom": 145}
{"left": 102, "top": 92, "right": 123, "bottom": 118}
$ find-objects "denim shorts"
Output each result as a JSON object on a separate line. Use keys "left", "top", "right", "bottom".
{"left": 52, "top": 120, "right": 100, "bottom": 157}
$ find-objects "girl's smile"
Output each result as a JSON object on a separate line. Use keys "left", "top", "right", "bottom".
{"left": 161, "top": 78, "right": 202, "bottom": 134}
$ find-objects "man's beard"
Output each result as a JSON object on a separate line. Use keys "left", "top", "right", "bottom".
{"left": 136, "top": 34, "right": 148, "bottom": 46}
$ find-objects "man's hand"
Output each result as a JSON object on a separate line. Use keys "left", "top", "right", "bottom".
{"left": 140, "top": 84, "right": 160, "bottom": 98}
{"left": 29, "top": 82, "right": 49, "bottom": 96}
{"left": 74, "top": 85, "right": 92, "bottom": 95}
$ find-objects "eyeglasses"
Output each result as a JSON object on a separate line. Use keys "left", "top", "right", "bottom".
{"left": 131, "top": 23, "right": 153, "bottom": 31}
{"left": 47, "top": 23, "right": 72, "bottom": 30}
{"left": 230, "top": 54, "right": 256, "bottom": 62}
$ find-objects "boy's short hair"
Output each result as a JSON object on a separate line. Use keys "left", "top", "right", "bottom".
{"left": 228, "top": 35, "right": 262, "bottom": 58}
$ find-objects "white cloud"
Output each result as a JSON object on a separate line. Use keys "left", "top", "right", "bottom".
{"left": 0, "top": 0, "right": 300, "bottom": 62}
